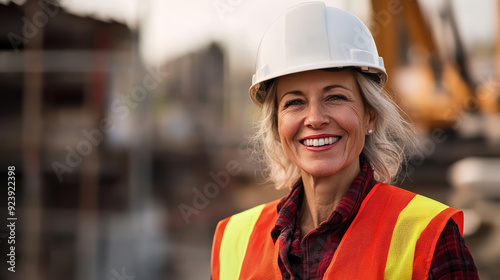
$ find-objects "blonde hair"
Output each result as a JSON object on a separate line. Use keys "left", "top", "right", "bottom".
{"left": 252, "top": 70, "right": 418, "bottom": 189}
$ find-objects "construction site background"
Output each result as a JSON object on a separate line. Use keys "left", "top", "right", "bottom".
{"left": 0, "top": 0, "right": 499, "bottom": 279}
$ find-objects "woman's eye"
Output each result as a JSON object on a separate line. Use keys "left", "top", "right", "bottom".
{"left": 284, "top": 99, "right": 304, "bottom": 108}
{"left": 326, "top": 94, "right": 346, "bottom": 101}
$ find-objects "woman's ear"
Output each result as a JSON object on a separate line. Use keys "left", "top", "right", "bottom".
{"left": 365, "top": 106, "right": 378, "bottom": 131}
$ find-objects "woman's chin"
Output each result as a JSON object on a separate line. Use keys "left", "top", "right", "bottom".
{"left": 300, "top": 165, "right": 342, "bottom": 178}
{"left": 299, "top": 158, "right": 359, "bottom": 179}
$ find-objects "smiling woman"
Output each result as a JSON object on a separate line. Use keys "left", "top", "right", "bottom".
{"left": 256, "top": 68, "right": 415, "bottom": 191}
{"left": 211, "top": 2, "right": 479, "bottom": 279}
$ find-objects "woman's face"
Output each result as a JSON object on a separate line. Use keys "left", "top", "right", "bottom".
{"left": 276, "top": 70, "right": 376, "bottom": 178}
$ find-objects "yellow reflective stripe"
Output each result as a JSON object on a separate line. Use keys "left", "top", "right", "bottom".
{"left": 385, "top": 195, "right": 447, "bottom": 280}
{"left": 219, "top": 204, "right": 265, "bottom": 280}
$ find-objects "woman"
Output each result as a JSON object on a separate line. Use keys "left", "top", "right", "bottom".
{"left": 211, "top": 2, "right": 479, "bottom": 279}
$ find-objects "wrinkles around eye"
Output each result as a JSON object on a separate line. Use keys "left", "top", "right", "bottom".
{"left": 283, "top": 99, "right": 305, "bottom": 108}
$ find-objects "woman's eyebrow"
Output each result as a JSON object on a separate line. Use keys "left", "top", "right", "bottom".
{"left": 280, "top": 90, "right": 303, "bottom": 99}
{"left": 323, "top": 84, "right": 352, "bottom": 92}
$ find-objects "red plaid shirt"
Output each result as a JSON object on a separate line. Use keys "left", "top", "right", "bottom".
{"left": 270, "top": 158, "right": 479, "bottom": 279}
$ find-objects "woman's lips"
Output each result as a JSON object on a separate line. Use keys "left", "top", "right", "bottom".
{"left": 300, "top": 135, "right": 342, "bottom": 150}
{"left": 301, "top": 136, "right": 341, "bottom": 147}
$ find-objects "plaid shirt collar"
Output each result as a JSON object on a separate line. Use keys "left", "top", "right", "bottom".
{"left": 271, "top": 155, "right": 375, "bottom": 243}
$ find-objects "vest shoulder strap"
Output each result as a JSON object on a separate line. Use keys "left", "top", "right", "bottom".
{"left": 325, "top": 183, "right": 463, "bottom": 280}
{"left": 211, "top": 199, "right": 280, "bottom": 280}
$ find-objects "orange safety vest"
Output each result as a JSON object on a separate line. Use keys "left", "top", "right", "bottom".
{"left": 211, "top": 183, "right": 464, "bottom": 280}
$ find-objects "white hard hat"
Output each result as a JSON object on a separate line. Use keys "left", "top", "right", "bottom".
{"left": 249, "top": 1, "right": 387, "bottom": 105}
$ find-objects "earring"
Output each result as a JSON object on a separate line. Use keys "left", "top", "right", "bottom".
{"left": 367, "top": 129, "right": 373, "bottom": 135}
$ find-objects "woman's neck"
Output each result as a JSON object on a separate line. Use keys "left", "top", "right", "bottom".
{"left": 299, "top": 158, "right": 361, "bottom": 238}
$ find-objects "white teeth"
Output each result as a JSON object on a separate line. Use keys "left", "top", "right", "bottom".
{"left": 303, "top": 137, "right": 340, "bottom": 147}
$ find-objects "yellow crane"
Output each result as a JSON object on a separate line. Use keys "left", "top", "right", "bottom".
{"left": 371, "top": 0, "right": 479, "bottom": 132}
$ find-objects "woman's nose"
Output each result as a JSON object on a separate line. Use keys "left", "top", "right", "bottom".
{"left": 304, "top": 103, "right": 329, "bottom": 128}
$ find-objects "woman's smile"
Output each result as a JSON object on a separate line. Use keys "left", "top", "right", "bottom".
{"left": 300, "top": 134, "right": 341, "bottom": 151}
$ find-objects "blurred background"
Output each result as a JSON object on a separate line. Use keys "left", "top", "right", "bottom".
{"left": 0, "top": 0, "right": 499, "bottom": 279}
